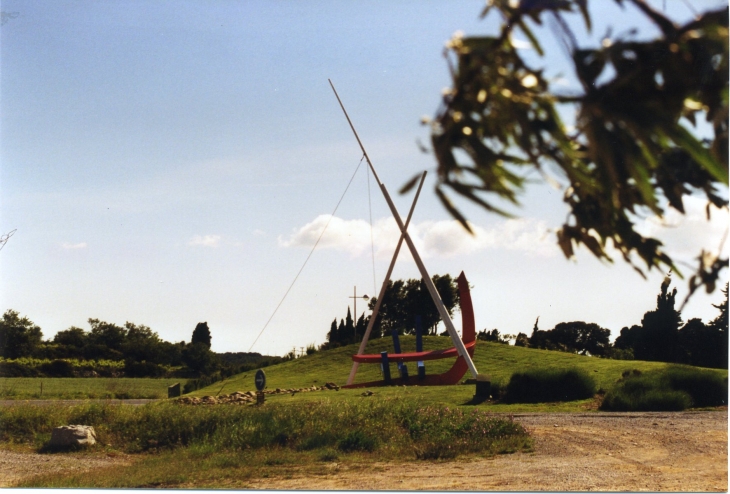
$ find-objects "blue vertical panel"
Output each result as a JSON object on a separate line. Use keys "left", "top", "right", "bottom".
{"left": 380, "top": 351, "right": 391, "bottom": 383}
{"left": 415, "top": 315, "right": 426, "bottom": 379}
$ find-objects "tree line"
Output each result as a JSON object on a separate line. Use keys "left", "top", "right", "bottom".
{"left": 324, "top": 273, "right": 728, "bottom": 369}
{"left": 322, "top": 274, "right": 460, "bottom": 349}
{"left": 0, "top": 313, "right": 280, "bottom": 378}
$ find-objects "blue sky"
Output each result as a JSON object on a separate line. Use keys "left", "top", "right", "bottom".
{"left": 1, "top": 0, "right": 727, "bottom": 357}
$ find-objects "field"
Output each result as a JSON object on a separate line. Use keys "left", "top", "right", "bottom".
{"left": 0, "top": 340, "right": 726, "bottom": 489}
{"left": 187, "top": 338, "right": 708, "bottom": 412}
{"left": 0, "top": 377, "right": 181, "bottom": 400}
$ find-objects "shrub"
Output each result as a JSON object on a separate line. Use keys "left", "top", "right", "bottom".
{"left": 123, "top": 360, "right": 166, "bottom": 378}
{"left": 664, "top": 366, "right": 728, "bottom": 407}
{"left": 601, "top": 366, "right": 727, "bottom": 411}
{"left": 318, "top": 448, "right": 339, "bottom": 462}
{"left": 502, "top": 368, "right": 596, "bottom": 403}
{"left": 39, "top": 359, "right": 75, "bottom": 377}
{"left": 337, "top": 429, "right": 378, "bottom": 452}
{"left": 0, "top": 361, "right": 40, "bottom": 377}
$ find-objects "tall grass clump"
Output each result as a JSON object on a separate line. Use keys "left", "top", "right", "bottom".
{"left": 601, "top": 366, "right": 728, "bottom": 411}
{"left": 501, "top": 368, "right": 596, "bottom": 403}
{"left": 0, "top": 399, "right": 531, "bottom": 460}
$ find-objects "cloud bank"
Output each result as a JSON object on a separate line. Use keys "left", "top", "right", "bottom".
{"left": 633, "top": 196, "right": 729, "bottom": 260}
{"left": 279, "top": 215, "right": 556, "bottom": 259}
{"left": 188, "top": 234, "right": 221, "bottom": 247}
{"left": 61, "top": 242, "right": 87, "bottom": 250}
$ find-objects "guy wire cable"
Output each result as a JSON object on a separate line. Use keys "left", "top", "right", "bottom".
{"left": 248, "top": 155, "right": 366, "bottom": 352}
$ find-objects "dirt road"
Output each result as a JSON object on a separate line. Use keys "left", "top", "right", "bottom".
{"left": 2, "top": 410, "right": 726, "bottom": 490}
{"left": 247, "top": 411, "right": 728, "bottom": 491}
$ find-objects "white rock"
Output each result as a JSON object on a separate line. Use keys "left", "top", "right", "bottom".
{"left": 49, "top": 425, "right": 97, "bottom": 447}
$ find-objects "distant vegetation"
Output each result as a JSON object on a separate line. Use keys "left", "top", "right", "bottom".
{"left": 0, "top": 313, "right": 282, "bottom": 382}
{"left": 325, "top": 274, "right": 728, "bottom": 369}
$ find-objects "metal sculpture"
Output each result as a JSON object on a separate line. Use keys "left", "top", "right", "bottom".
{"left": 329, "top": 80, "right": 480, "bottom": 387}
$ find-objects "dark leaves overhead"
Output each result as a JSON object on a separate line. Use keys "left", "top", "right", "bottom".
{"left": 426, "top": 0, "right": 728, "bottom": 295}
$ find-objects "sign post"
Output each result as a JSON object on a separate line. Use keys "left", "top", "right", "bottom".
{"left": 255, "top": 369, "right": 266, "bottom": 404}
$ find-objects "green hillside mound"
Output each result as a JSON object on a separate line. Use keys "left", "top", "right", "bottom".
{"left": 190, "top": 338, "right": 727, "bottom": 410}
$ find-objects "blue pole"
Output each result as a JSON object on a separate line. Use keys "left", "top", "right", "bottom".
{"left": 415, "top": 316, "right": 426, "bottom": 379}
{"left": 380, "top": 351, "right": 391, "bottom": 383}
{"left": 390, "top": 328, "right": 407, "bottom": 378}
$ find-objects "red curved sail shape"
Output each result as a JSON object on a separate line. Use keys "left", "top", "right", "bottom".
{"left": 344, "top": 271, "right": 476, "bottom": 388}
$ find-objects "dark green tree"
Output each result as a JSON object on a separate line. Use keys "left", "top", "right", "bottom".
{"left": 122, "top": 322, "right": 162, "bottom": 363}
{"left": 549, "top": 321, "right": 611, "bottom": 356}
{"left": 191, "top": 322, "right": 212, "bottom": 349}
{"left": 477, "top": 328, "right": 510, "bottom": 344}
{"left": 514, "top": 332, "right": 529, "bottom": 347}
{"left": 326, "top": 318, "right": 338, "bottom": 346}
{"left": 51, "top": 326, "right": 88, "bottom": 358}
{"left": 635, "top": 275, "right": 683, "bottom": 362}
{"left": 355, "top": 313, "right": 368, "bottom": 342}
{"left": 86, "top": 318, "right": 127, "bottom": 359}
{"left": 0, "top": 310, "right": 43, "bottom": 359}
{"left": 368, "top": 274, "right": 460, "bottom": 337}
{"left": 677, "top": 283, "right": 729, "bottom": 368}
{"left": 182, "top": 342, "right": 219, "bottom": 376}
{"left": 344, "top": 307, "right": 355, "bottom": 343}
{"left": 409, "top": 0, "right": 728, "bottom": 298}
{"left": 337, "top": 319, "right": 345, "bottom": 344}
{"left": 614, "top": 325, "right": 642, "bottom": 351}
{"left": 368, "top": 279, "right": 406, "bottom": 337}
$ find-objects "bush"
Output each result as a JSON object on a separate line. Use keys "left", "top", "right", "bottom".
{"left": 39, "top": 359, "right": 75, "bottom": 377}
{"left": 123, "top": 360, "right": 166, "bottom": 378}
{"left": 664, "top": 366, "right": 728, "bottom": 407}
{"left": 601, "top": 366, "right": 727, "bottom": 411}
{"left": 502, "top": 368, "right": 596, "bottom": 403}
{"left": 337, "top": 429, "right": 378, "bottom": 452}
{"left": 0, "top": 361, "right": 40, "bottom": 377}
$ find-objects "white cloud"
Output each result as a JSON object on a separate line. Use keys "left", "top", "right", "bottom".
{"left": 188, "top": 234, "right": 221, "bottom": 247}
{"left": 61, "top": 242, "right": 87, "bottom": 249}
{"left": 279, "top": 215, "right": 556, "bottom": 259}
{"left": 633, "top": 196, "right": 729, "bottom": 260}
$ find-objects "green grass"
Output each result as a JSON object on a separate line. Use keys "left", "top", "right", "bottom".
{"left": 190, "top": 338, "right": 727, "bottom": 412}
{"left": 3, "top": 399, "right": 531, "bottom": 487}
{"left": 3, "top": 338, "right": 727, "bottom": 413}
{"left": 0, "top": 377, "right": 182, "bottom": 400}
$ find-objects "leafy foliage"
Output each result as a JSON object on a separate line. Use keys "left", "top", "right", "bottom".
{"left": 191, "top": 322, "right": 212, "bottom": 349}
{"left": 600, "top": 366, "right": 727, "bottom": 411}
{"left": 614, "top": 276, "right": 727, "bottom": 367}
{"left": 415, "top": 0, "right": 728, "bottom": 295}
{"left": 0, "top": 310, "right": 43, "bottom": 359}
{"left": 502, "top": 367, "right": 596, "bottom": 403}
{"left": 530, "top": 321, "right": 610, "bottom": 356}
{"left": 477, "top": 328, "right": 512, "bottom": 344}
{"left": 368, "top": 274, "right": 460, "bottom": 337}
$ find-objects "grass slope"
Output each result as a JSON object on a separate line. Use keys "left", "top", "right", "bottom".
{"left": 192, "top": 337, "right": 727, "bottom": 411}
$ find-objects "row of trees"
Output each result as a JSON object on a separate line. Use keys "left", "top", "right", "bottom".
{"left": 324, "top": 274, "right": 461, "bottom": 348}
{"left": 324, "top": 273, "right": 728, "bottom": 369}
{"left": 0, "top": 312, "right": 223, "bottom": 377}
{"left": 481, "top": 278, "right": 728, "bottom": 368}
{"left": 613, "top": 278, "right": 728, "bottom": 368}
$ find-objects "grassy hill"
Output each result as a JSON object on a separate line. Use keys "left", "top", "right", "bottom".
{"left": 191, "top": 337, "right": 727, "bottom": 411}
